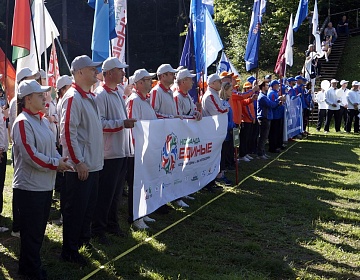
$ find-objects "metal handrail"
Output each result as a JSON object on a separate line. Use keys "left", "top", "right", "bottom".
{"left": 329, "top": 7, "right": 360, "bottom": 28}
{"left": 330, "top": 8, "right": 360, "bottom": 17}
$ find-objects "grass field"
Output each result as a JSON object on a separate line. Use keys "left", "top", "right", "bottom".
{"left": 0, "top": 125, "right": 360, "bottom": 280}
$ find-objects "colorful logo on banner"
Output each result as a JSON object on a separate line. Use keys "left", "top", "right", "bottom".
{"left": 160, "top": 133, "right": 178, "bottom": 174}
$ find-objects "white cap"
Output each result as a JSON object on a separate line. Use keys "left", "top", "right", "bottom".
{"left": 70, "top": 55, "right": 102, "bottom": 72}
{"left": 56, "top": 75, "right": 73, "bottom": 90}
{"left": 0, "top": 74, "right": 2, "bottom": 79}
{"left": 128, "top": 75, "right": 135, "bottom": 85}
{"left": 16, "top": 67, "right": 40, "bottom": 83}
{"left": 340, "top": 80, "right": 349, "bottom": 85}
{"left": 352, "top": 81, "right": 360, "bottom": 86}
{"left": 176, "top": 69, "right": 196, "bottom": 81}
{"left": 207, "top": 74, "right": 221, "bottom": 84}
{"left": 133, "top": 69, "right": 156, "bottom": 83}
{"left": 18, "top": 80, "right": 51, "bottom": 99}
{"left": 102, "top": 57, "right": 128, "bottom": 72}
{"left": 157, "top": 64, "right": 177, "bottom": 76}
{"left": 330, "top": 79, "right": 339, "bottom": 83}
{"left": 40, "top": 69, "right": 53, "bottom": 79}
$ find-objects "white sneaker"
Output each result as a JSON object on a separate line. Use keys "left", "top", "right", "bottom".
{"left": 176, "top": 199, "right": 189, "bottom": 208}
{"left": 143, "top": 216, "right": 156, "bottom": 222}
{"left": 11, "top": 231, "right": 20, "bottom": 238}
{"left": 238, "top": 156, "right": 250, "bottom": 162}
{"left": 0, "top": 226, "right": 9, "bottom": 233}
{"left": 183, "top": 195, "right": 195, "bottom": 200}
{"left": 132, "top": 218, "right": 149, "bottom": 230}
{"left": 264, "top": 154, "right": 271, "bottom": 159}
{"left": 257, "top": 155, "right": 268, "bottom": 160}
{"left": 245, "top": 154, "right": 253, "bottom": 160}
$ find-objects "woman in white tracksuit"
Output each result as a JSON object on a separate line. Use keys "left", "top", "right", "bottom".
{"left": 12, "top": 80, "right": 72, "bottom": 280}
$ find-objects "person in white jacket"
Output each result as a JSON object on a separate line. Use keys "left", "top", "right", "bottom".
{"left": 60, "top": 55, "right": 103, "bottom": 266}
{"left": 336, "top": 80, "right": 349, "bottom": 131}
{"left": 324, "top": 79, "right": 341, "bottom": 133}
{"left": 92, "top": 57, "right": 136, "bottom": 244}
{"left": 12, "top": 80, "right": 72, "bottom": 279}
{"left": 315, "top": 87, "right": 327, "bottom": 131}
{"left": 345, "top": 81, "right": 360, "bottom": 133}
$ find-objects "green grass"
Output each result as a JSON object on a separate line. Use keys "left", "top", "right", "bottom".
{"left": 1, "top": 125, "right": 360, "bottom": 279}
{"left": 337, "top": 35, "right": 360, "bottom": 82}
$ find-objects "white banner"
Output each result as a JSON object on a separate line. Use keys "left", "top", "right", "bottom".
{"left": 112, "top": 0, "right": 127, "bottom": 62}
{"left": 132, "top": 114, "right": 227, "bottom": 220}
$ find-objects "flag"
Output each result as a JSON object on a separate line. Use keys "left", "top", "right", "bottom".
{"left": 285, "top": 14, "right": 294, "bottom": 67}
{"left": 111, "top": 0, "right": 127, "bottom": 63}
{"left": 274, "top": 28, "right": 288, "bottom": 77}
{"left": 202, "top": 0, "right": 214, "bottom": 15}
{"left": 293, "top": 0, "right": 308, "bottom": 32}
{"left": 205, "top": 7, "right": 223, "bottom": 68}
{"left": 217, "top": 51, "right": 240, "bottom": 77}
{"left": 190, "top": 0, "right": 206, "bottom": 80}
{"left": 11, "top": 0, "right": 31, "bottom": 62}
{"left": 244, "top": 0, "right": 267, "bottom": 71}
{"left": 312, "top": 0, "right": 323, "bottom": 57}
{"left": 15, "top": 0, "right": 60, "bottom": 73}
{"left": 0, "top": 47, "right": 16, "bottom": 101}
{"left": 88, "top": 0, "right": 117, "bottom": 62}
{"left": 48, "top": 42, "right": 60, "bottom": 88}
{"left": 179, "top": 22, "right": 198, "bottom": 101}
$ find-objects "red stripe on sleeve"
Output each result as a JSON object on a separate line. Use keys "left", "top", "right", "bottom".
{"left": 64, "top": 97, "right": 80, "bottom": 164}
{"left": 128, "top": 99, "right": 134, "bottom": 118}
{"left": 151, "top": 90, "right": 157, "bottom": 109}
{"left": 174, "top": 96, "right": 179, "bottom": 115}
{"left": 103, "top": 127, "right": 124, "bottom": 133}
{"left": 19, "top": 120, "right": 57, "bottom": 170}
{"left": 210, "top": 95, "right": 227, "bottom": 113}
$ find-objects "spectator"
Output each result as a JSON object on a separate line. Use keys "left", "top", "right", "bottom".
{"left": 345, "top": 81, "right": 360, "bottom": 133}
{"left": 337, "top": 15, "right": 349, "bottom": 37}
{"left": 322, "top": 36, "right": 332, "bottom": 62}
{"left": 324, "top": 22, "right": 338, "bottom": 43}
{"left": 336, "top": 80, "right": 349, "bottom": 131}
{"left": 314, "top": 84, "right": 327, "bottom": 132}
{"left": 324, "top": 79, "right": 341, "bottom": 133}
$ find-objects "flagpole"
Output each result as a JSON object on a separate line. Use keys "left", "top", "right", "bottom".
{"left": 42, "top": 0, "right": 49, "bottom": 85}
{"left": 4, "top": 0, "right": 10, "bottom": 101}
{"left": 29, "top": 0, "right": 41, "bottom": 72}
{"left": 55, "top": 37, "right": 71, "bottom": 73}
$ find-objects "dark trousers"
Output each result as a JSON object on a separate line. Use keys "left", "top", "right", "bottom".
{"left": 278, "top": 118, "right": 284, "bottom": 147}
{"left": 62, "top": 171, "right": 99, "bottom": 254}
{"left": 239, "top": 122, "right": 253, "bottom": 157}
{"left": 12, "top": 145, "right": 20, "bottom": 232}
{"left": 268, "top": 118, "right": 281, "bottom": 152}
{"left": 324, "top": 109, "right": 340, "bottom": 132}
{"left": 250, "top": 121, "right": 259, "bottom": 154}
{"left": 316, "top": 109, "right": 327, "bottom": 130}
{"left": 0, "top": 152, "right": 7, "bottom": 214}
{"left": 346, "top": 109, "right": 359, "bottom": 133}
{"left": 339, "top": 106, "right": 347, "bottom": 130}
{"left": 127, "top": 157, "right": 135, "bottom": 223}
{"left": 221, "top": 138, "right": 234, "bottom": 170}
{"left": 17, "top": 189, "right": 52, "bottom": 277}
{"left": 303, "top": 108, "right": 310, "bottom": 132}
{"left": 92, "top": 158, "right": 127, "bottom": 236}
{"left": 257, "top": 118, "right": 271, "bottom": 156}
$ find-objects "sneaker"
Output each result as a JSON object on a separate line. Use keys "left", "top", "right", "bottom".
{"left": 238, "top": 156, "right": 250, "bottom": 162}
{"left": 11, "top": 231, "right": 20, "bottom": 238}
{"left": 143, "top": 216, "right": 156, "bottom": 222}
{"left": 245, "top": 154, "right": 253, "bottom": 160}
{"left": 132, "top": 218, "right": 149, "bottom": 230}
{"left": 176, "top": 199, "right": 189, "bottom": 208}
{"left": 61, "top": 251, "right": 87, "bottom": 266}
{"left": 183, "top": 195, "right": 195, "bottom": 200}
{"left": 257, "top": 155, "right": 268, "bottom": 160}
{"left": 264, "top": 154, "right": 271, "bottom": 159}
{"left": 215, "top": 176, "right": 232, "bottom": 186}
{"left": 324, "top": 131, "right": 329, "bottom": 134}
{"left": 0, "top": 226, "right": 9, "bottom": 233}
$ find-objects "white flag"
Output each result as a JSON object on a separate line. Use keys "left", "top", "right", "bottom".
{"left": 217, "top": 51, "right": 240, "bottom": 77}
{"left": 205, "top": 7, "right": 223, "bottom": 69}
{"left": 111, "top": 0, "right": 127, "bottom": 63}
{"left": 285, "top": 14, "right": 294, "bottom": 67}
{"left": 312, "top": 0, "right": 324, "bottom": 57}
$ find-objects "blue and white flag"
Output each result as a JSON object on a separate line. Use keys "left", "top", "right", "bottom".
{"left": 205, "top": 7, "right": 223, "bottom": 69}
{"left": 244, "top": 0, "right": 267, "bottom": 71}
{"left": 202, "top": 0, "right": 214, "bottom": 15}
{"left": 217, "top": 51, "right": 240, "bottom": 77}
{"left": 88, "top": 0, "right": 117, "bottom": 62}
{"left": 293, "top": 0, "right": 308, "bottom": 32}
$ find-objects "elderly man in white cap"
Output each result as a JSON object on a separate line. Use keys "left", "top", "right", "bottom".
{"left": 126, "top": 69, "right": 158, "bottom": 229}
{"left": 345, "top": 81, "right": 360, "bottom": 133}
{"left": 336, "top": 79, "right": 349, "bottom": 131}
{"left": 201, "top": 74, "right": 228, "bottom": 117}
{"left": 324, "top": 79, "right": 341, "bottom": 133}
{"left": 173, "top": 69, "right": 201, "bottom": 120}
{"left": 150, "top": 64, "right": 182, "bottom": 119}
{"left": 91, "top": 57, "right": 136, "bottom": 243}
{"left": 59, "top": 55, "right": 103, "bottom": 265}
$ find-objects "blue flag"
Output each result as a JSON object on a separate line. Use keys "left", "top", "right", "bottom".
{"left": 190, "top": 0, "right": 206, "bottom": 81}
{"left": 293, "top": 0, "right": 308, "bottom": 32}
{"left": 244, "top": 0, "right": 267, "bottom": 72}
{"left": 179, "top": 22, "right": 198, "bottom": 101}
{"left": 88, "top": 0, "right": 117, "bottom": 62}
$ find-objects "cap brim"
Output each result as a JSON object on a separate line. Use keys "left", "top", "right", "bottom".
{"left": 38, "top": 86, "right": 51, "bottom": 92}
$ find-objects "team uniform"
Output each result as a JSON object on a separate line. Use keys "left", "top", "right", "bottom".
{"left": 336, "top": 87, "right": 348, "bottom": 130}
{"left": 201, "top": 87, "right": 228, "bottom": 117}
{"left": 324, "top": 86, "right": 341, "bottom": 132}
{"left": 173, "top": 89, "right": 198, "bottom": 119}
{"left": 267, "top": 88, "right": 284, "bottom": 152}
{"left": 346, "top": 89, "right": 360, "bottom": 133}
{"left": 315, "top": 90, "right": 327, "bottom": 131}
{"left": 150, "top": 83, "right": 178, "bottom": 118}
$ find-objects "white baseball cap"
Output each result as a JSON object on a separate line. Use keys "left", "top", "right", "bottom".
{"left": 18, "top": 80, "right": 51, "bottom": 99}
{"left": 40, "top": 69, "right": 53, "bottom": 79}
{"left": 157, "top": 64, "right": 177, "bottom": 76}
{"left": 352, "top": 81, "right": 360, "bottom": 86}
{"left": 102, "top": 57, "right": 128, "bottom": 72}
{"left": 340, "top": 80, "right": 349, "bottom": 85}
{"left": 176, "top": 69, "right": 196, "bottom": 81}
{"left": 128, "top": 75, "right": 135, "bottom": 85}
{"left": 16, "top": 67, "right": 40, "bottom": 83}
{"left": 207, "top": 74, "right": 221, "bottom": 85}
{"left": 56, "top": 75, "right": 73, "bottom": 90}
{"left": 133, "top": 69, "right": 156, "bottom": 83}
{"left": 70, "top": 55, "right": 102, "bottom": 72}
{"left": 330, "top": 79, "right": 339, "bottom": 83}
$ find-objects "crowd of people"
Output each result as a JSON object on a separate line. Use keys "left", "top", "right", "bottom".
{"left": 0, "top": 49, "right": 357, "bottom": 279}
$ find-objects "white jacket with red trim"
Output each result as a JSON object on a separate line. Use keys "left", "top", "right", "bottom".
{"left": 12, "top": 110, "right": 61, "bottom": 191}
{"left": 201, "top": 87, "right": 229, "bottom": 117}
{"left": 60, "top": 84, "right": 104, "bottom": 172}
{"left": 173, "top": 90, "right": 198, "bottom": 119}
{"left": 149, "top": 83, "right": 177, "bottom": 118}
{"left": 0, "top": 110, "right": 8, "bottom": 152}
{"left": 126, "top": 90, "right": 158, "bottom": 121}
{"left": 94, "top": 84, "right": 132, "bottom": 159}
